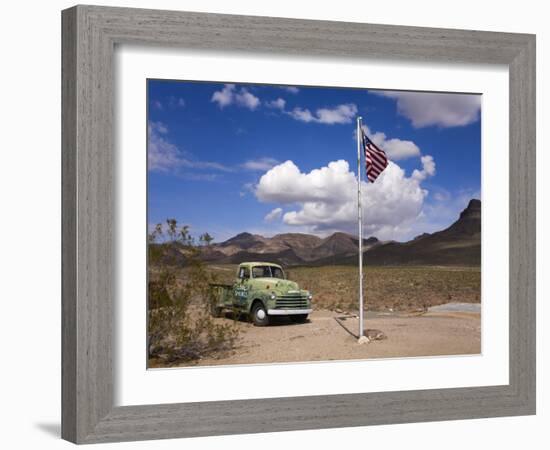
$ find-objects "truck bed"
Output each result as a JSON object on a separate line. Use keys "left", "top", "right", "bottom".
{"left": 209, "top": 283, "right": 233, "bottom": 288}
{"left": 209, "top": 283, "right": 234, "bottom": 306}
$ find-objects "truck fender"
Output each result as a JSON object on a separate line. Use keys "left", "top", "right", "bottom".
{"left": 249, "top": 298, "right": 266, "bottom": 313}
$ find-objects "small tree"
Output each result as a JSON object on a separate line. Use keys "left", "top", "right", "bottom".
{"left": 199, "top": 232, "right": 214, "bottom": 246}
{"left": 148, "top": 223, "right": 163, "bottom": 244}
{"left": 179, "top": 225, "right": 191, "bottom": 245}
{"left": 166, "top": 218, "right": 178, "bottom": 242}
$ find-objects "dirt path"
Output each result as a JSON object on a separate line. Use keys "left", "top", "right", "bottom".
{"left": 179, "top": 305, "right": 481, "bottom": 367}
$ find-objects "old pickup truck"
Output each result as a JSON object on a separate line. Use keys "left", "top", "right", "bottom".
{"left": 210, "top": 262, "right": 312, "bottom": 326}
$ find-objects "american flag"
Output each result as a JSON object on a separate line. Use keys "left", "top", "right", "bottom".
{"left": 362, "top": 130, "right": 389, "bottom": 182}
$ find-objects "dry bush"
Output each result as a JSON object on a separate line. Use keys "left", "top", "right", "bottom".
{"left": 148, "top": 221, "right": 239, "bottom": 366}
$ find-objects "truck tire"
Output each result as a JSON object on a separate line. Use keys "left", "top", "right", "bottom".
{"left": 251, "top": 302, "right": 270, "bottom": 327}
{"left": 290, "top": 314, "right": 309, "bottom": 324}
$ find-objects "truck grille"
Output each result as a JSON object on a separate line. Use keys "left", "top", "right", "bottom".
{"left": 275, "top": 294, "right": 309, "bottom": 309}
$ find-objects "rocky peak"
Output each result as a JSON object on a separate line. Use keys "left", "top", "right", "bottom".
{"left": 441, "top": 198, "right": 481, "bottom": 237}
{"left": 221, "top": 232, "right": 264, "bottom": 248}
{"left": 459, "top": 199, "right": 481, "bottom": 220}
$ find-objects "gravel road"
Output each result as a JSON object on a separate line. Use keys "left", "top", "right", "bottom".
{"left": 180, "top": 305, "right": 481, "bottom": 367}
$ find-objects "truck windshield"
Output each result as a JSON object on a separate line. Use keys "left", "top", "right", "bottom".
{"left": 252, "top": 266, "right": 285, "bottom": 279}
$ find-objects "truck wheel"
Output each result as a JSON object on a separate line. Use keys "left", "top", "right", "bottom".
{"left": 251, "top": 303, "right": 270, "bottom": 327}
{"left": 290, "top": 314, "right": 309, "bottom": 324}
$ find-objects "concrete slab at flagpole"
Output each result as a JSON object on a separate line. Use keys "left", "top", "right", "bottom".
{"left": 428, "top": 303, "right": 481, "bottom": 313}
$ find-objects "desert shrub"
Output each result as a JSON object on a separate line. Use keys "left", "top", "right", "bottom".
{"left": 147, "top": 220, "right": 239, "bottom": 365}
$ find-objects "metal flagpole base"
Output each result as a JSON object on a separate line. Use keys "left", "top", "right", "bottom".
{"left": 357, "top": 335, "right": 370, "bottom": 345}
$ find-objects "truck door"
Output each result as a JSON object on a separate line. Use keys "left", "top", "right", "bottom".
{"left": 233, "top": 266, "right": 250, "bottom": 307}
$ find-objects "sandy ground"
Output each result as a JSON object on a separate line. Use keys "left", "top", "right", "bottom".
{"left": 179, "top": 303, "right": 481, "bottom": 367}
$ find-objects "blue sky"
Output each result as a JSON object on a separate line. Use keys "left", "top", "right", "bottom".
{"left": 147, "top": 79, "right": 481, "bottom": 243}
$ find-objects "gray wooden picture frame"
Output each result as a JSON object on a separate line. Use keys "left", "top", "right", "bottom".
{"left": 61, "top": 5, "right": 536, "bottom": 444}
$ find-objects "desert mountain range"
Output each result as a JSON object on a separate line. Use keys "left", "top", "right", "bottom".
{"left": 198, "top": 199, "right": 481, "bottom": 266}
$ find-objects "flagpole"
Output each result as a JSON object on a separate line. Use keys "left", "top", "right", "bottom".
{"left": 357, "top": 116, "right": 364, "bottom": 340}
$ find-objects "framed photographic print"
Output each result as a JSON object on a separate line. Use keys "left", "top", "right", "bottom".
{"left": 145, "top": 79, "right": 483, "bottom": 368}
{"left": 62, "top": 5, "right": 536, "bottom": 444}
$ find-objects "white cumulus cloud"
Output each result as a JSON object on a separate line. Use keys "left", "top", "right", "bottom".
{"left": 264, "top": 208, "right": 283, "bottom": 222}
{"left": 360, "top": 124, "right": 421, "bottom": 160}
{"left": 288, "top": 103, "right": 357, "bottom": 124}
{"left": 288, "top": 107, "right": 315, "bottom": 123}
{"left": 256, "top": 160, "right": 355, "bottom": 204}
{"left": 378, "top": 91, "right": 481, "bottom": 128}
{"left": 282, "top": 86, "right": 300, "bottom": 94}
{"left": 412, "top": 155, "right": 436, "bottom": 181}
{"left": 255, "top": 158, "right": 435, "bottom": 240}
{"left": 211, "top": 84, "right": 235, "bottom": 108}
{"left": 211, "top": 84, "right": 260, "bottom": 110}
{"left": 236, "top": 89, "right": 260, "bottom": 110}
{"left": 266, "top": 98, "right": 286, "bottom": 110}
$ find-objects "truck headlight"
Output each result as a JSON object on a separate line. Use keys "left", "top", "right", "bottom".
{"left": 270, "top": 293, "right": 277, "bottom": 300}
{"left": 307, "top": 294, "right": 313, "bottom": 300}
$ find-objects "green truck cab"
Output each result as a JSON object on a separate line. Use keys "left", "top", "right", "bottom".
{"left": 210, "top": 262, "right": 312, "bottom": 326}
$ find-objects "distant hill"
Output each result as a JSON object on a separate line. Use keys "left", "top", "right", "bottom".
{"left": 158, "top": 199, "right": 481, "bottom": 267}
{"left": 200, "top": 231, "right": 379, "bottom": 266}
{"left": 361, "top": 199, "right": 481, "bottom": 266}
